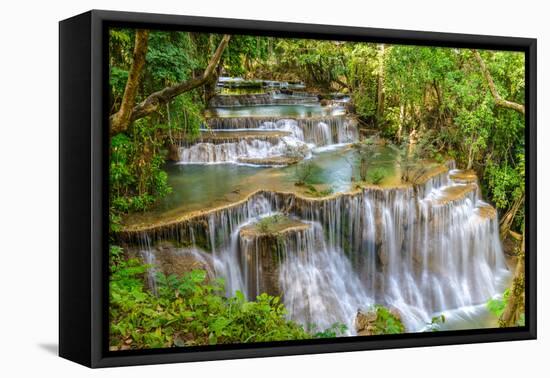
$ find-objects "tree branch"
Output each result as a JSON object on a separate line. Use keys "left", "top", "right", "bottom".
{"left": 129, "top": 34, "right": 231, "bottom": 123}
{"left": 110, "top": 30, "right": 149, "bottom": 135}
{"left": 333, "top": 77, "right": 351, "bottom": 90}
{"left": 472, "top": 49, "right": 525, "bottom": 115}
{"left": 110, "top": 34, "right": 231, "bottom": 135}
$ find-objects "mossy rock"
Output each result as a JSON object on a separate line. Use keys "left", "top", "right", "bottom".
{"left": 355, "top": 305, "right": 405, "bottom": 336}
{"left": 240, "top": 215, "right": 309, "bottom": 237}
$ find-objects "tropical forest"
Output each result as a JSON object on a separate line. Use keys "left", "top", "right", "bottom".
{"left": 108, "top": 28, "right": 526, "bottom": 351}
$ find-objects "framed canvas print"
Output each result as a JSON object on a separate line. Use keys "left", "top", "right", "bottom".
{"left": 59, "top": 10, "right": 537, "bottom": 368}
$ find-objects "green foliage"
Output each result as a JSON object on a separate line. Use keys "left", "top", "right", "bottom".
{"left": 294, "top": 161, "right": 321, "bottom": 186}
{"left": 352, "top": 138, "right": 381, "bottom": 182}
{"left": 145, "top": 32, "right": 200, "bottom": 85}
{"left": 485, "top": 154, "right": 525, "bottom": 210}
{"left": 311, "top": 323, "right": 348, "bottom": 338}
{"left": 109, "top": 121, "right": 172, "bottom": 218}
{"left": 425, "top": 314, "right": 446, "bottom": 332}
{"left": 108, "top": 30, "right": 210, "bottom": 223}
{"left": 224, "top": 35, "right": 270, "bottom": 77}
{"left": 348, "top": 44, "right": 379, "bottom": 120}
{"left": 487, "top": 290, "right": 509, "bottom": 318}
{"left": 275, "top": 38, "right": 351, "bottom": 90}
{"left": 380, "top": 47, "right": 524, "bottom": 214}
{"left": 367, "top": 306, "right": 406, "bottom": 335}
{"left": 486, "top": 289, "right": 525, "bottom": 327}
{"left": 109, "top": 245, "right": 311, "bottom": 350}
{"left": 367, "top": 167, "right": 389, "bottom": 185}
{"left": 256, "top": 214, "right": 286, "bottom": 234}
{"left": 304, "top": 184, "right": 334, "bottom": 198}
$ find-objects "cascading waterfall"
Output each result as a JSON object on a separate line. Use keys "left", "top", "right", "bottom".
{"left": 206, "top": 195, "right": 275, "bottom": 296}
{"left": 134, "top": 167, "right": 509, "bottom": 333}
{"left": 139, "top": 235, "right": 158, "bottom": 295}
{"left": 178, "top": 117, "right": 357, "bottom": 164}
{"left": 177, "top": 138, "right": 309, "bottom": 164}
{"left": 209, "top": 92, "right": 319, "bottom": 107}
{"left": 277, "top": 222, "right": 373, "bottom": 334}
{"left": 206, "top": 116, "right": 358, "bottom": 145}
{"left": 136, "top": 86, "right": 508, "bottom": 334}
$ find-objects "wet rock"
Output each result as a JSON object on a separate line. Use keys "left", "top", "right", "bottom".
{"left": 239, "top": 217, "right": 311, "bottom": 298}
{"left": 167, "top": 143, "right": 180, "bottom": 162}
{"left": 431, "top": 184, "right": 477, "bottom": 205}
{"left": 475, "top": 203, "right": 497, "bottom": 220}
{"left": 130, "top": 241, "right": 215, "bottom": 280}
{"left": 449, "top": 169, "right": 478, "bottom": 184}
{"left": 355, "top": 307, "right": 404, "bottom": 336}
{"left": 237, "top": 156, "right": 302, "bottom": 166}
{"left": 345, "top": 102, "right": 356, "bottom": 114}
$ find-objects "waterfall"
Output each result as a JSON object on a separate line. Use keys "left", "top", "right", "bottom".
{"left": 205, "top": 116, "right": 358, "bottom": 145}
{"left": 139, "top": 235, "right": 158, "bottom": 295}
{"left": 278, "top": 222, "right": 373, "bottom": 334}
{"left": 134, "top": 158, "right": 508, "bottom": 334}
{"left": 177, "top": 138, "right": 309, "bottom": 165}
{"left": 178, "top": 117, "right": 357, "bottom": 164}
{"left": 209, "top": 92, "right": 319, "bottom": 107}
{"left": 206, "top": 195, "right": 275, "bottom": 296}
{"left": 315, "top": 122, "right": 333, "bottom": 145}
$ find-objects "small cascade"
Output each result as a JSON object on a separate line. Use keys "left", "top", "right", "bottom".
{"left": 177, "top": 138, "right": 309, "bottom": 165}
{"left": 179, "top": 90, "right": 358, "bottom": 166}
{"left": 209, "top": 92, "right": 319, "bottom": 107}
{"left": 178, "top": 117, "right": 357, "bottom": 164}
{"left": 138, "top": 236, "right": 158, "bottom": 295}
{"left": 278, "top": 222, "right": 373, "bottom": 333}
{"left": 206, "top": 195, "right": 276, "bottom": 296}
{"left": 205, "top": 116, "right": 358, "bottom": 146}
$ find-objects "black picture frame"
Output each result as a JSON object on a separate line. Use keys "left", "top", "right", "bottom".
{"left": 59, "top": 9, "right": 537, "bottom": 368}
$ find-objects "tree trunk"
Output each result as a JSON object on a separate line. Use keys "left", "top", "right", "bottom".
{"left": 110, "top": 30, "right": 150, "bottom": 135}
{"left": 397, "top": 102, "right": 405, "bottom": 143}
{"left": 110, "top": 34, "right": 231, "bottom": 135}
{"left": 467, "top": 143, "right": 474, "bottom": 169}
{"left": 376, "top": 44, "right": 386, "bottom": 127}
{"left": 500, "top": 232, "right": 525, "bottom": 327}
{"left": 500, "top": 193, "right": 525, "bottom": 239}
{"left": 204, "top": 57, "right": 223, "bottom": 105}
{"left": 472, "top": 50, "right": 525, "bottom": 115}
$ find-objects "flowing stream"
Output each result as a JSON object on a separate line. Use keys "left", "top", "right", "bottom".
{"left": 129, "top": 89, "right": 510, "bottom": 335}
{"left": 177, "top": 100, "right": 356, "bottom": 165}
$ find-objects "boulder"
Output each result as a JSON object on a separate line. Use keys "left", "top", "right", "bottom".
{"left": 355, "top": 306, "right": 404, "bottom": 336}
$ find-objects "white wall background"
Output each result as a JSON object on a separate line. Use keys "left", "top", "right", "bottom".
{"left": 0, "top": 0, "right": 546, "bottom": 376}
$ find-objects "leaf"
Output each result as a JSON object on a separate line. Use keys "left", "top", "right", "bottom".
{"left": 235, "top": 290, "right": 245, "bottom": 303}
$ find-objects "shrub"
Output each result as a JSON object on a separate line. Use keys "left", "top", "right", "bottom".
{"left": 371, "top": 305, "right": 405, "bottom": 334}
{"left": 367, "top": 167, "right": 388, "bottom": 185}
{"left": 356, "top": 305, "right": 405, "bottom": 335}
{"left": 425, "top": 314, "right": 446, "bottom": 332}
{"left": 311, "top": 323, "right": 348, "bottom": 338}
{"left": 109, "top": 245, "right": 312, "bottom": 350}
{"left": 294, "top": 161, "right": 320, "bottom": 186}
{"left": 256, "top": 214, "right": 286, "bottom": 234}
{"left": 486, "top": 289, "right": 525, "bottom": 327}
{"left": 352, "top": 138, "right": 380, "bottom": 182}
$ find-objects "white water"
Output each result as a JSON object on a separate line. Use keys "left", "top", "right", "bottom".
{"left": 278, "top": 222, "right": 373, "bottom": 334}
{"left": 138, "top": 168, "right": 506, "bottom": 333}
{"left": 139, "top": 236, "right": 158, "bottom": 295}
{"left": 141, "top": 93, "right": 508, "bottom": 334}
{"left": 178, "top": 117, "right": 357, "bottom": 164}
{"left": 178, "top": 137, "right": 311, "bottom": 165}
